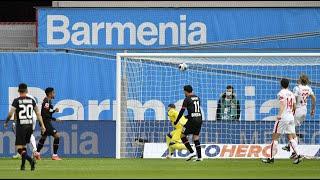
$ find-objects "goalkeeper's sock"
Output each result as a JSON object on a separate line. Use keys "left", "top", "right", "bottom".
{"left": 166, "top": 134, "right": 172, "bottom": 147}
{"left": 194, "top": 140, "right": 202, "bottom": 159}
{"left": 181, "top": 137, "right": 194, "bottom": 153}
{"left": 270, "top": 140, "right": 278, "bottom": 159}
{"left": 166, "top": 134, "right": 173, "bottom": 154}
{"left": 289, "top": 139, "right": 300, "bottom": 155}
{"left": 169, "top": 146, "right": 174, "bottom": 155}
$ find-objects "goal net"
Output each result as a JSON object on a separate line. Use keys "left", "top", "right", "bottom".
{"left": 116, "top": 53, "right": 320, "bottom": 159}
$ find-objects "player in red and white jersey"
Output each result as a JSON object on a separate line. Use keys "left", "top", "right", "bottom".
{"left": 293, "top": 74, "right": 316, "bottom": 126}
{"left": 262, "top": 78, "right": 303, "bottom": 164}
{"left": 282, "top": 74, "right": 316, "bottom": 157}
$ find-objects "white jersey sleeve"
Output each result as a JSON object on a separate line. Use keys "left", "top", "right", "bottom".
{"left": 293, "top": 86, "right": 300, "bottom": 97}
{"left": 309, "top": 86, "right": 314, "bottom": 96}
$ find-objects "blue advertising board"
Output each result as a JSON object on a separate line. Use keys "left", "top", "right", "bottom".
{"left": 0, "top": 120, "right": 115, "bottom": 157}
{"left": 0, "top": 52, "right": 116, "bottom": 121}
{"left": 37, "top": 8, "right": 320, "bottom": 49}
{"left": 1, "top": 52, "right": 320, "bottom": 122}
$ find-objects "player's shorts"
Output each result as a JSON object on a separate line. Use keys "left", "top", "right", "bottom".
{"left": 42, "top": 122, "right": 57, "bottom": 136}
{"left": 15, "top": 124, "right": 33, "bottom": 146}
{"left": 294, "top": 107, "right": 307, "bottom": 126}
{"left": 183, "top": 118, "right": 202, "bottom": 136}
{"left": 273, "top": 120, "right": 295, "bottom": 134}
{"left": 169, "top": 129, "right": 183, "bottom": 143}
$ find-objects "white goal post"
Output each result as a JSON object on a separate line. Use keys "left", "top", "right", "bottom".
{"left": 116, "top": 53, "right": 320, "bottom": 159}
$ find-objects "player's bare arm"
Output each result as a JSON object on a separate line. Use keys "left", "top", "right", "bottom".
{"left": 34, "top": 106, "right": 46, "bottom": 133}
{"left": 311, "top": 94, "right": 316, "bottom": 116}
{"left": 277, "top": 100, "right": 285, "bottom": 120}
{"left": 49, "top": 107, "right": 59, "bottom": 113}
{"left": 4, "top": 107, "right": 16, "bottom": 128}
{"left": 174, "top": 107, "right": 185, "bottom": 125}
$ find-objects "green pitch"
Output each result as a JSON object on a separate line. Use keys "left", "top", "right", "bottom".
{"left": 0, "top": 158, "right": 319, "bottom": 179}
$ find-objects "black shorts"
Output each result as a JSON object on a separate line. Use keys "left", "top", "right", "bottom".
{"left": 183, "top": 118, "right": 202, "bottom": 136}
{"left": 15, "top": 125, "right": 33, "bottom": 146}
{"left": 42, "top": 122, "right": 57, "bottom": 136}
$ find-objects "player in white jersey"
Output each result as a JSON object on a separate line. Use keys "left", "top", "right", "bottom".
{"left": 282, "top": 74, "right": 316, "bottom": 157}
{"left": 12, "top": 94, "right": 38, "bottom": 159}
{"left": 262, "top": 78, "right": 303, "bottom": 164}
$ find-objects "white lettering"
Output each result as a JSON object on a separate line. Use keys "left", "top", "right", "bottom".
{"left": 88, "top": 100, "right": 111, "bottom": 120}
{"left": 137, "top": 22, "right": 158, "bottom": 46}
{"left": 127, "top": 100, "right": 165, "bottom": 120}
{"left": 105, "top": 22, "right": 136, "bottom": 45}
{"left": 71, "top": 22, "right": 91, "bottom": 45}
{"left": 55, "top": 100, "right": 84, "bottom": 120}
{"left": 188, "top": 22, "right": 207, "bottom": 44}
{"left": 47, "top": 15, "right": 70, "bottom": 45}
{"left": 46, "top": 15, "right": 207, "bottom": 46}
{"left": 159, "top": 22, "right": 178, "bottom": 45}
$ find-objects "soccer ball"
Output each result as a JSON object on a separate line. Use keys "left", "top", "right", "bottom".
{"left": 178, "top": 63, "right": 188, "bottom": 71}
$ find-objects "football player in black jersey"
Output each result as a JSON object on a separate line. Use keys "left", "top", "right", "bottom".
{"left": 175, "top": 85, "right": 203, "bottom": 161}
{"left": 34, "top": 87, "right": 62, "bottom": 160}
{"left": 4, "top": 83, "right": 46, "bottom": 171}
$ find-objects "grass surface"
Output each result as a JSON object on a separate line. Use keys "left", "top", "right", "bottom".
{"left": 0, "top": 158, "right": 319, "bottom": 179}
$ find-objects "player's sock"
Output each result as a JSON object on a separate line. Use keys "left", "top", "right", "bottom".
{"left": 18, "top": 148, "right": 26, "bottom": 167}
{"left": 194, "top": 140, "right": 202, "bottom": 159}
{"left": 30, "top": 134, "right": 37, "bottom": 152}
{"left": 166, "top": 134, "right": 172, "bottom": 147}
{"left": 21, "top": 148, "right": 32, "bottom": 164}
{"left": 289, "top": 139, "right": 300, "bottom": 155}
{"left": 181, "top": 137, "right": 194, "bottom": 153}
{"left": 37, "top": 137, "right": 46, "bottom": 152}
{"left": 53, "top": 137, "right": 60, "bottom": 155}
{"left": 169, "top": 146, "right": 174, "bottom": 156}
{"left": 270, "top": 140, "right": 278, "bottom": 159}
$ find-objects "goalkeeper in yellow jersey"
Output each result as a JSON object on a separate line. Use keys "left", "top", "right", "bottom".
{"left": 165, "top": 104, "right": 188, "bottom": 158}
